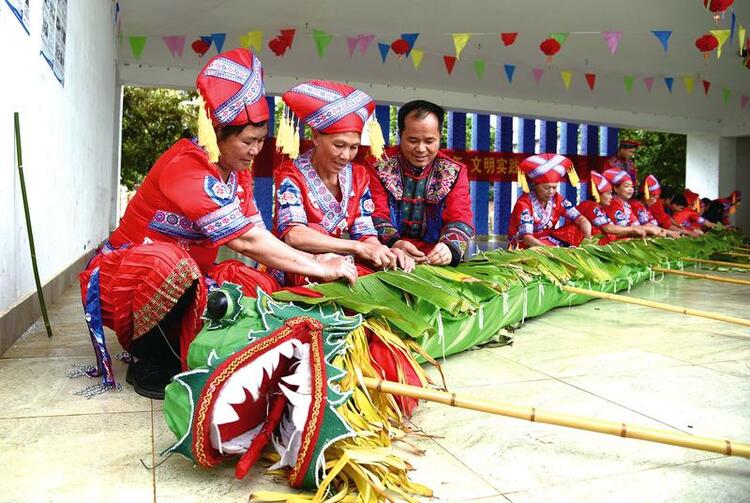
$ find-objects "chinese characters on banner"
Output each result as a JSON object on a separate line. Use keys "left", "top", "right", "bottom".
{"left": 41, "top": 0, "right": 66, "bottom": 84}
{"left": 4, "top": 0, "right": 30, "bottom": 33}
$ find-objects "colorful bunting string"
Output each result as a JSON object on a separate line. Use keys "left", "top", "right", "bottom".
{"left": 602, "top": 31, "right": 622, "bottom": 55}
{"left": 452, "top": 33, "right": 471, "bottom": 59}
{"left": 411, "top": 49, "right": 424, "bottom": 69}
{"left": 358, "top": 34, "right": 375, "bottom": 55}
{"left": 377, "top": 42, "right": 390, "bottom": 63}
{"left": 585, "top": 73, "right": 596, "bottom": 91}
{"left": 474, "top": 59, "right": 486, "bottom": 79}
{"left": 162, "top": 35, "right": 185, "bottom": 58}
{"left": 346, "top": 36, "right": 358, "bottom": 57}
{"left": 211, "top": 33, "right": 226, "bottom": 53}
{"left": 532, "top": 67, "right": 544, "bottom": 85}
{"left": 561, "top": 70, "right": 572, "bottom": 89}
{"left": 664, "top": 77, "right": 674, "bottom": 93}
{"left": 129, "top": 36, "right": 147, "bottom": 59}
{"left": 643, "top": 76, "right": 655, "bottom": 92}
{"left": 624, "top": 75, "right": 635, "bottom": 94}
{"left": 313, "top": 29, "right": 333, "bottom": 58}
{"left": 550, "top": 32, "right": 569, "bottom": 45}
{"left": 239, "top": 31, "right": 263, "bottom": 52}
{"left": 400, "top": 33, "right": 419, "bottom": 57}
{"left": 710, "top": 29, "right": 730, "bottom": 58}
{"left": 444, "top": 55, "right": 457, "bottom": 74}
{"left": 702, "top": 79, "right": 712, "bottom": 96}
{"left": 683, "top": 76, "right": 695, "bottom": 94}
{"left": 500, "top": 32, "right": 518, "bottom": 46}
{"left": 504, "top": 64, "right": 516, "bottom": 84}
{"left": 651, "top": 30, "right": 672, "bottom": 54}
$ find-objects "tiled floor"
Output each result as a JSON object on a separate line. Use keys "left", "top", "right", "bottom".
{"left": 1, "top": 270, "right": 749, "bottom": 502}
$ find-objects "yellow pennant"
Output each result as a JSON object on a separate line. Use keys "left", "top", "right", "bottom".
{"left": 411, "top": 48, "right": 424, "bottom": 70}
{"left": 710, "top": 30, "right": 730, "bottom": 58}
{"left": 239, "top": 31, "right": 263, "bottom": 52}
{"left": 683, "top": 76, "right": 695, "bottom": 95}
{"left": 452, "top": 33, "right": 472, "bottom": 59}
{"left": 561, "top": 70, "right": 573, "bottom": 89}
{"left": 740, "top": 25, "right": 747, "bottom": 54}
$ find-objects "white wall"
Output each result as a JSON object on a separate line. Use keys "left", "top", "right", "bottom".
{"left": 0, "top": 0, "right": 117, "bottom": 314}
{"left": 685, "top": 135, "right": 721, "bottom": 199}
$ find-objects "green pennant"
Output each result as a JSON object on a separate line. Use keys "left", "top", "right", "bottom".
{"left": 550, "top": 32, "right": 570, "bottom": 45}
{"left": 474, "top": 59, "right": 486, "bottom": 79}
{"left": 128, "top": 36, "right": 147, "bottom": 60}
{"left": 312, "top": 29, "right": 333, "bottom": 58}
{"left": 723, "top": 87, "right": 732, "bottom": 104}
{"left": 624, "top": 75, "right": 635, "bottom": 94}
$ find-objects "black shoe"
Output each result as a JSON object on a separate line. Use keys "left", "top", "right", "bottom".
{"left": 126, "top": 358, "right": 180, "bottom": 400}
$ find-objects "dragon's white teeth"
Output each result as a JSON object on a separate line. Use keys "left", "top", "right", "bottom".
{"left": 278, "top": 383, "right": 312, "bottom": 408}
{"left": 223, "top": 380, "right": 248, "bottom": 406}
{"left": 278, "top": 341, "right": 295, "bottom": 359}
{"left": 280, "top": 371, "right": 311, "bottom": 389}
{"left": 293, "top": 343, "right": 311, "bottom": 360}
{"left": 214, "top": 399, "right": 241, "bottom": 426}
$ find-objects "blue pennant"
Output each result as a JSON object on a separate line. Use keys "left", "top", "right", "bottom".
{"left": 401, "top": 33, "right": 419, "bottom": 57}
{"left": 651, "top": 30, "right": 672, "bottom": 54}
{"left": 377, "top": 42, "right": 390, "bottom": 63}
{"left": 664, "top": 77, "right": 674, "bottom": 93}
{"left": 211, "top": 33, "right": 226, "bottom": 53}
{"left": 504, "top": 64, "right": 516, "bottom": 84}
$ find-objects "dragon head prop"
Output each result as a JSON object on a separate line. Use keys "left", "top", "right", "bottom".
{"left": 163, "top": 285, "right": 362, "bottom": 489}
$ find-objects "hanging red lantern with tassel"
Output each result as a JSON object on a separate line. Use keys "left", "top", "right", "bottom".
{"left": 540, "top": 38, "right": 561, "bottom": 62}
{"left": 703, "top": 0, "right": 734, "bottom": 21}
{"left": 390, "top": 38, "right": 410, "bottom": 57}
{"left": 695, "top": 33, "right": 719, "bottom": 58}
{"left": 191, "top": 39, "right": 210, "bottom": 57}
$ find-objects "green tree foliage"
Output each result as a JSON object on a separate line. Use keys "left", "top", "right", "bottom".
{"left": 620, "top": 128, "right": 687, "bottom": 191}
{"left": 121, "top": 87, "right": 198, "bottom": 189}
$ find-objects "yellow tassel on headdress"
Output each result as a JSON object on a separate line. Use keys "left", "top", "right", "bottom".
{"left": 591, "top": 179, "right": 600, "bottom": 203}
{"left": 366, "top": 116, "right": 386, "bottom": 160}
{"left": 693, "top": 197, "right": 701, "bottom": 212}
{"left": 567, "top": 165, "right": 580, "bottom": 186}
{"left": 275, "top": 106, "right": 292, "bottom": 153}
{"left": 196, "top": 96, "right": 220, "bottom": 163}
{"left": 517, "top": 169, "right": 529, "bottom": 193}
{"left": 288, "top": 119, "right": 300, "bottom": 159}
{"left": 644, "top": 182, "right": 650, "bottom": 200}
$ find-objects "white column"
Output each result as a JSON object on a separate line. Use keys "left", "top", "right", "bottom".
{"left": 734, "top": 138, "right": 750, "bottom": 230}
{"left": 685, "top": 134, "right": 720, "bottom": 199}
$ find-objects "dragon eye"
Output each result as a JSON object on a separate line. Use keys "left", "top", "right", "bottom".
{"left": 206, "top": 290, "right": 233, "bottom": 320}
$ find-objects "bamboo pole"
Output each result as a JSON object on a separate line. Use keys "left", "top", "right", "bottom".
{"left": 681, "top": 257, "right": 750, "bottom": 270}
{"left": 560, "top": 284, "right": 750, "bottom": 329}
{"left": 363, "top": 377, "right": 750, "bottom": 459}
{"left": 652, "top": 267, "right": 750, "bottom": 286}
{"left": 14, "top": 113, "right": 53, "bottom": 338}
{"left": 721, "top": 252, "right": 750, "bottom": 259}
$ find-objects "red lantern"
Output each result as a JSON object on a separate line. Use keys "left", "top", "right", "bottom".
{"left": 390, "top": 38, "right": 410, "bottom": 56}
{"left": 191, "top": 39, "right": 210, "bottom": 57}
{"left": 744, "top": 57, "right": 750, "bottom": 70}
{"left": 703, "top": 0, "right": 734, "bottom": 21}
{"left": 695, "top": 34, "right": 719, "bottom": 58}
{"left": 540, "top": 38, "right": 561, "bottom": 61}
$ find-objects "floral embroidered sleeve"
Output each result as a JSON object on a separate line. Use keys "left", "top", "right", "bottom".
{"left": 349, "top": 187, "right": 378, "bottom": 241}
{"left": 560, "top": 197, "right": 582, "bottom": 221}
{"left": 439, "top": 163, "right": 475, "bottom": 265}
{"left": 158, "top": 149, "right": 253, "bottom": 246}
{"left": 275, "top": 177, "right": 308, "bottom": 239}
{"left": 366, "top": 162, "right": 402, "bottom": 246}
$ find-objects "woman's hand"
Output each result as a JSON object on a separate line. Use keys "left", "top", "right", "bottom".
{"left": 391, "top": 247, "right": 416, "bottom": 273}
{"left": 426, "top": 242, "right": 452, "bottom": 266}
{"left": 392, "top": 240, "right": 428, "bottom": 263}
{"left": 354, "top": 240, "right": 397, "bottom": 269}
{"left": 318, "top": 255, "right": 358, "bottom": 286}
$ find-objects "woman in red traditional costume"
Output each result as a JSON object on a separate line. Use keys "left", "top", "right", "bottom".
{"left": 272, "top": 81, "right": 414, "bottom": 286}
{"left": 600, "top": 169, "right": 665, "bottom": 237}
{"left": 576, "top": 171, "right": 647, "bottom": 244}
{"left": 630, "top": 174, "right": 682, "bottom": 238}
{"left": 78, "top": 49, "right": 357, "bottom": 399}
{"left": 673, "top": 189, "right": 717, "bottom": 231}
{"left": 507, "top": 154, "right": 592, "bottom": 249}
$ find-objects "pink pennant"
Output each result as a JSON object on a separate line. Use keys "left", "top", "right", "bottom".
{"left": 358, "top": 33, "right": 375, "bottom": 55}
{"left": 346, "top": 36, "right": 359, "bottom": 57}
{"left": 643, "top": 76, "right": 655, "bottom": 92}
{"left": 601, "top": 31, "right": 622, "bottom": 55}
{"left": 742, "top": 95, "right": 749, "bottom": 109}
{"left": 532, "top": 67, "right": 544, "bottom": 85}
{"left": 162, "top": 35, "right": 185, "bottom": 58}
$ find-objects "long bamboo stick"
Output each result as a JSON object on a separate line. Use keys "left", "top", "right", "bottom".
{"left": 14, "top": 113, "right": 53, "bottom": 338}
{"left": 560, "top": 284, "right": 750, "bottom": 329}
{"left": 721, "top": 251, "right": 750, "bottom": 259}
{"left": 363, "top": 377, "right": 750, "bottom": 458}
{"left": 652, "top": 267, "right": 750, "bottom": 286}
{"left": 682, "top": 257, "right": 750, "bottom": 270}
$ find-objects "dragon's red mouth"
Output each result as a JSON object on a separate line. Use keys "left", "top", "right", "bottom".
{"left": 210, "top": 339, "right": 312, "bottom": 465}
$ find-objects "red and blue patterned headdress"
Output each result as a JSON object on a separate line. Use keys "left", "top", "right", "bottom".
{"left": 196, "top": 48, "right": 269, "bottom": 127}
{"left": 517, "top": 153, "right": 578, "bottom": 193}
{"left": 602, "top": 168, "right": 632, "bottom": 187}
{"left": 282, "top": 80, "right": 375, "bottom": 134}
{"left": 642, "top": 174, "right": 661, "bottom": 199}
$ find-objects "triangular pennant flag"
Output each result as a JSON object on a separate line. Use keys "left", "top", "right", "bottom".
{"left": 244, "top": 31, "right": 263, "bottom": 52}
{"left": 651, "top": 30, "right": 672, "bottom": 54}
{"left": 346, "top": 36, "right": 358, "bottom": 57}
{"left": 501, "top": 32, "right": 518, "bottom": 46}
{"left": 162, "top": 35, "right": 185, "bottom": 58}
{"left": 411, "top": 48, "right": 424, "bottom": 69}
{"left": 401, "top": 33, "right": 419, "bottom": 56}
{"left": 664, "top": 77, "right": 674, "bottom": 93}
{"left": 723, "top": 87, "right": 731, "bottom": 104}
{"left": 312, "top": 29, "right": 333, "bottom": 58}
{"left": 452, "top": 33, "right": 471, "bottom": 59}
{"left": 601, "top": 31, "right": 623, "bottom": 55}
{"left": 561, "top": 70, "right": 572, "bottom": 89}
{"left": 703, "top": 80, "right": 712, "bottom": 96}
{"left": 377, "top": 42, "right": 390, "bottom": 63}
{"left": 200, "top": 35, "right": 213, "bottom": 49}
{"left": 280, "top": 29, "right": 296, "bottom": 49}
{"left": 443, "top": 55, "right": 457, "bottom": 75}
{"left": 683, "top": 76, "right": 695, "bottom": 94}
{"left": 643, "top": 76, "right": 655, "bottom": 92}
{"left": 129, "top": 36, "right": 147, "bottom": 59}
{"left": 474, "top": 59, "right": 486, "bottom": 79}
{"left": 731, "top": 11, "right": 737, "bottom": 44}
{"left": 741, "top": 94, "right": 749, "bottom": 109}
{"left": 550, "top": 32, "right": 569, "bottom": 45}
{"left": 532, "top": 67, "right": 544, "bottom": 85}
{"left": 358, "top": 34, "right": 374, "bottom": 55}
{"left": 504, "top": 64, "right": 516, "bottom": 84}
{"left": 585, "top": 73, "right": 596, "bottom": 91}
{"left": 710, "top": 29, "right": 730, "bottom": 58}
{"left": 624, "top": 75, "right": 635, "bottom": 93}
{"left": 740, "top": 25, "right": 746, "bottom": 54}
{"left": 211, "top": 33, "right": 226, "bottom": 53}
